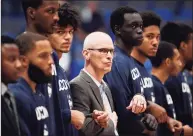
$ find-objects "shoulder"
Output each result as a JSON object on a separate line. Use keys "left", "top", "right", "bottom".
{"left": 8, "top": 83, "right": 32, "bottom": 105}
{"left": 70, "top": 75, "right": 87, "bottom": 88}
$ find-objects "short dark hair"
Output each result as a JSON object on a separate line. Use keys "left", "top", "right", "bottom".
{"left": 16, "top": 32, "right": 47, "bottom": 55}
{"left": 1, "top": 35, "right": 16, "bottom": 46}
{"left": 161, "top": 22, "right": 193, "bottom": 49}
{"left": 21, "top": 0, "right": 43, "bottom": 19}
{"left": 110, "top": 6, "right": 138, "bottom": 34}
{"left": 150, "top": 41, "right": 177, "bottom": 67}
{"left": 140, "top": 11, "right": 161, "bottom": 28}
{"left": 58, "top": 3, "right": 80, "bottom": 31}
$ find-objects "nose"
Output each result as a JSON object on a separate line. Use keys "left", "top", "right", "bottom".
{"left": 48, "top": 55, "right": 54, "bottom": 65}
{"left": 152, "top": 38, "right": 159, "bottom": 47}
{"left": 106, "top": 51, "right": 113, "bottom": 60}
{"left": 53, "top": 12, "right": 59, "bottom": 22}
{"left": 64, "top": 32, "right": 71, "bottom": 40}
{"left": 136, "top": 27, "right": 143, "bottom": 35}
{"left": 15, "top": 58, "right": 22, "bottom": 69}
{"left": 179, "top": 60, "right": 183, "bottom": 68}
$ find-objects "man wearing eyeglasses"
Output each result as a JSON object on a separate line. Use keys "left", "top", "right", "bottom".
{"left": 70, "top": 31, "right": 118, "bottom": 136}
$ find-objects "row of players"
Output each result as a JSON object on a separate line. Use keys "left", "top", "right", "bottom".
{"left": 2, "top": 1, "right": 192, "bottom": 136}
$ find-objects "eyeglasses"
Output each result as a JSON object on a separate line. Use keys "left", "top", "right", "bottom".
{"left": 87, "top": 48, "right": 115, "bottom": 55}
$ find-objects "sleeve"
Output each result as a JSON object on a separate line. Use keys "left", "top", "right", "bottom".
{"left": 70, "top": 83, "right": 115, "bottom": 136}
{"left": 164, "top": 78, "right": 184, "bottom": 122}
{"left": 153, "top": 82, "right": 165, "bottom": 106}
{"left": 104, "top": 61, "right": 145, "bottom": 134}
{"left": 11, "top": 90, "right": 32, "bottom": 136}
{"left": 61, "top": 109, "right": 71, "bottom": 123}
{"left": 53, "top": 74, "right": 72, "bottom": 124}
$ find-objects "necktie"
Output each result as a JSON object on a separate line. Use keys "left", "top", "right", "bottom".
{"left": 99, "top": 84, "right": 119, "bottom": 136}
{"left": 4, "top": 91, "right": 20, "bottom": 136}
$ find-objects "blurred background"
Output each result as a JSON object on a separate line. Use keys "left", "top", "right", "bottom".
{"left": 1, "top": 0, "right": 192, "bottom": 79}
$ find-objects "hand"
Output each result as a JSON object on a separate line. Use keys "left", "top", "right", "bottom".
{"left": 167, "top": 117, "right": 182, "bottom": 133}
{"left": 183, "top": 125, "right": 193, "bottom": 136}
{"left": 92, "top": 110, "right": 109, "bottom": 128}
{"left": 147, "top": 101, "right": 168, "bottom": 123}
{"left": 71, "top": 110, "right": 85, "bottom": 130}
{"left": 141, "top": 113, "right": 158, "bottom": 131}
{"left": 109, "top": 111, "right": 118, "bottom": 128}
{"left": 126, "top": 94, "right": 147, "bottom": 114}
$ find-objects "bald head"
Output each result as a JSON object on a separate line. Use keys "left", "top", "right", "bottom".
{"left": 83, "top": 32, "right": 113, "bottom": 49}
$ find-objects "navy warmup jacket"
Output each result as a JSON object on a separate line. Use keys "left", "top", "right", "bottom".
{"left": 165, "top": 72, "right": 192, "bottom": 127}
{"left": 40, "top": 51, "right": 78, "bottom": 136}
{"left": 8, "top": 78, "right": 50, "bottom": 136}
{"left": 104, "top": 46, "right": 146, "bottom": 135}
{"left": 152, "top": 75, "right": 176, "bottom": 136}
{"left": 130, "top": 57, "right": 155, "bottom": 102}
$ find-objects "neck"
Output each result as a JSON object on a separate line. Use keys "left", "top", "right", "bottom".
{"left": 56, "top": 51, "right": 63, "bottom": 59}
{"left": 26, "top": 24, "right": 48, "bottom": 37}
{"left": 85, "top": 65, "right": 104, "bottom": 83}
{"left": 21, "top": 71, "right": 37, "bottom": 93}
{"left": 115, "top": 36, "right": 133, "bottom": 56}
{"left": 131, "top": 48, "right": 147, "bottom": 64}
{"left": 179, "top": 51, "right": 186, "bottom": 70}
{"left": 151, "top": 66, "right": 169, "bottom": 84}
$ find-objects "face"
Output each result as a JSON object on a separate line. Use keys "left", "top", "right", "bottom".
{"left": 183, "top": 33, "right": 193, "bottom": 62}
{"left": 33, "top": 1, "right": 59, "bottom": 34}
{"left": 136, "top": 25, "right": 160, "bottom": 58}
{"left": 49, "top": 25, "right": 74, "bottom": 53}
{"left": 118, "top": 13, "right": 143, "bottom": 47}
{"left": 1, "top": 44, "right": 22, "bottom": 84}
{"left": 83, "top": 43, "right": 114, "bottom": 74}
{"left": 168, "top": 49, "right": 182, "bottom": 76}
{"left": 27, "top": 40, "right": 53, "bottom": 77}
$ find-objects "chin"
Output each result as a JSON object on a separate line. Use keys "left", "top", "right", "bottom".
{"left": 133, "top": 40, "right": 143, "bottom": 47}
{"left": 61, "top": 48, "right": 70, "bottom": 53}
{"left": 103, "top": 68, "right": 111, "bottom": 73}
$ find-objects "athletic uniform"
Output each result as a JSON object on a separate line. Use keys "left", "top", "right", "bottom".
{"left": 9, "top": 78, "right": 49, "bottom": 136}
{"left": 152, "top": 75, "right": 176, "bottom": 136}
{"left": 104, "top": 46, "right": 146, "bottom": 136}
{"left": 40, "top": 51, "right": 78, "bottom": 136}
{"left": 165, "top": 72, "right": 192, "bottom": 127}
{"left": 131, "top": 57, "right": 155, "bottom": 103}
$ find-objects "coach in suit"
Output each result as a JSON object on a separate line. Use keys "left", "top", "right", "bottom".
{"left": 70, "top": 32, "right": 118, "bottom": 136}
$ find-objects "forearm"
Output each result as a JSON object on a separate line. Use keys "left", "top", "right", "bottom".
{"left": 61, "top": 109, "right": 71, "bottom": 124}
{"left": 81, "top": 117, "right": 103, "bottom": 136}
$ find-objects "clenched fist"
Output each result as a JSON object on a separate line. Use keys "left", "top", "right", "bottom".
{"left": 126, "top": 94, "right": 147, "bottom": 114}
{"left": 71, "top": 110, "right": 85, "bottom": 130}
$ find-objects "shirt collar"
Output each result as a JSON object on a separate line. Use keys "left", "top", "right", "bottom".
{"left": 1, "top": 82, "right": 8, "bottom": 95}
{"left": 83, "top": 69, "right": 106, "bottom": 87}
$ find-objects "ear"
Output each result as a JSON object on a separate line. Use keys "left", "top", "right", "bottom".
{"left": 114, "top": 25, "right": 121, "bottom": 35}
{"left": 165, "top": 58, "right": 171, "bottom": 66}
{"left": 20, "top": 55, "right": 29, "bottom": 68}
{"left": 27, "top": 7, "right": 36, "bottom": 20}
{"left": 179, "top": 41, "right": 187, "bottom": 51}
{"left": 82, "top": 50, "right": 90, "bottom": 61}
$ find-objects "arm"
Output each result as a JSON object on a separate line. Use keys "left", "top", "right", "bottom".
{"left": 183, "top": 125, "right": 193, "bottom": 136}
{"left": 70, "top": 83, "right": 115, "bottom": 136}
{"left": 104, "top": 61, "right": 146, "bottom": 134}
{"left": 146, "top": 101, "right": 168, "bottom": 123}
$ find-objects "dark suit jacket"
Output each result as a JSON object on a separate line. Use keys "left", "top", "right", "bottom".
{"left": 1, "top": 91, "right": 20, "bottom": 136}
{"left": 70, "top": 70, "right": 116, "bottom": 136}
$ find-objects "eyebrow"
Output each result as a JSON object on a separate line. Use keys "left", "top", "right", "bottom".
{"left": 146, "top": 33, "right": 160, "bottom": 35}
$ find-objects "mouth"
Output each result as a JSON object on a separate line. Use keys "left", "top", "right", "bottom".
{"left": 61, "top": 43, "right": 71, "bottom": 47}
{"left": 151, "top": 48, "right": 158, "bottom": 52}
{"left": 137, "top": 36, "right": 144, "bottom": 41}
{"left": 105, "top": 62, "right": 112, "bottom": 65}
